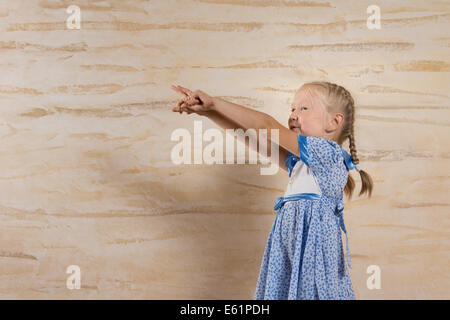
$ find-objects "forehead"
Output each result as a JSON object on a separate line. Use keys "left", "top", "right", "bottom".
{"left": 292, "top": 86, "right": 326, "bottom": 109}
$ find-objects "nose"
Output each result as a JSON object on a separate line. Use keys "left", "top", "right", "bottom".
{"left": 289, "top": 112, "right": 298, "bottom": 122}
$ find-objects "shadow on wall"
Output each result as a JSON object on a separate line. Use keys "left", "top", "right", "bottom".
{"left": 98, "top": 131, "right": 280, "bottom": 298}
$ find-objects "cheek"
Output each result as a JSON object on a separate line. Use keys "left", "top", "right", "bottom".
{"left": 312, "top": 112, "right": 323, "bottom": 123}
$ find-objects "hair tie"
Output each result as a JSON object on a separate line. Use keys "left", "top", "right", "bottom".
{"left": 341, "top": 149, "right": 362, "bottom": 172}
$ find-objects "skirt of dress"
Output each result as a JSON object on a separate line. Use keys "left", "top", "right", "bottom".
{"left": 253, "top": 199, "right": 355, "bottom": 300}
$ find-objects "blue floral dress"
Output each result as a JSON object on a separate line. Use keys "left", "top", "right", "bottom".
{"left": 253, "top": 134, "right": 356, "bottom": 300}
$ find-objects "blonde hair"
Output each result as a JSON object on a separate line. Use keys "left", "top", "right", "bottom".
{"left": 302, "top": 81, "right": 373, "bottom": 200}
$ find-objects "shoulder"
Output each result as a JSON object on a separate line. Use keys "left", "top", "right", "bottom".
{"left": 305, "top": 136, "right": 347, "bottom": 170}
{"left": 305, "top": 136, "right": 342, "bottom": 156}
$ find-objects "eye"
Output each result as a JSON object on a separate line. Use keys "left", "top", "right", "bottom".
{"left": 300, "top": 106, "right": 308, "bottom": 111}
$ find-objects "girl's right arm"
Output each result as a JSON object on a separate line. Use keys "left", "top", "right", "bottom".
{"left": 204, "top": 109, "right": 290, "bottom": 172}
{"left": 204, "top": 100, "right": 290, "bottom": 172}
{"left": 171, "top": 85, "right": 290, "bottom": 171}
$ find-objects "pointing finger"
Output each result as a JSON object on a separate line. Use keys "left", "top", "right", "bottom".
{"left": 176, "top": 85, "right": 195, "bottom": 97}
{"left": 171, "top": 84, "right": 188, "bottom": 97}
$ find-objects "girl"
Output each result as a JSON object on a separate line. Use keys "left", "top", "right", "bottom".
{"left": 171, "top": 81, "right": 373, "bottom": 300}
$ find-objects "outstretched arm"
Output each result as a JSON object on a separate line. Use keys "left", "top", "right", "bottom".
{"left": 204, "top": 109, "right": 245, "bottom": 131}
{"left": 211, "top": 97, "right": 300, "bottom": 158}
{"left": 171, "top": 84, "right": 294, "bottom": 170}
{"left": 203, "top": 109, "right": 289, "bottom": 171}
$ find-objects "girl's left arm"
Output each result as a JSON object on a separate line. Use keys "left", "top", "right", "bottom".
{"left": 212, "top": 96, "right": 300, "bottom": 158}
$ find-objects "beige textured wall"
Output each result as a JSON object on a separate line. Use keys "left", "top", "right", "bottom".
{"left": 0, "top": 0, "right": 449, "bottom": 299}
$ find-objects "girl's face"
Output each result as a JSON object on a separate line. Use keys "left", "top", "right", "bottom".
{"left": 288, "top": 86, "right": 330, "bottom": 138}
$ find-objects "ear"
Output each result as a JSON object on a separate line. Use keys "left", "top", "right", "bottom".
{"left": 326, "top": 112, "right": 344, "bottom": 132}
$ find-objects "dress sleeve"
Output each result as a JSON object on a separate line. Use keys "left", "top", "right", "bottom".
{"left": 293, "top": 133, "right": 341, "bottom": 176}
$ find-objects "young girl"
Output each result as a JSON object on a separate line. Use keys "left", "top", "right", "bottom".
{"left": 171, "top": 81, "right": 373, "bottom": 300}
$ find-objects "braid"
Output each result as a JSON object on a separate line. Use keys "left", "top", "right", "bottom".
{"left": 339, "top": 85, "right": 373, "bottom": 199}
{"left": 347, "top": 96, "right": 359, "bottom": 165}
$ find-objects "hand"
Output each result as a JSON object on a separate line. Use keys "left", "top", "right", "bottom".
{"left": 171, "top": 84, "right": 215, "bottom": 115}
